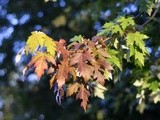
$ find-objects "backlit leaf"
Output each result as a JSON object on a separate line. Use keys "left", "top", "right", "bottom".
{"left": 94, "top": 82, "right": 107, "bottom": 99}
{"left": 55, "top": 60, "right": 69, "bottom": 88}
{"left": 28, "top": 52, "right": 56, "bottom": 79}
{"left": 70, "top": 51, "right": 94, "bottom": 82}
{"left": 67, "top": 82, "right": 81, "bottom": 96}
{"left": 76, "top": 84, "right": 90, "bottom": 111}
{"left": 56, "top": 39, "right": 69, "bottom": 60}
{"left": 70, "top": 35, "right": 83, "bottom": 43}
{"left": 117, "top": 16, "right": 135, "bottom": 30}
{"left": 135, "top": 50, "right": 144, "bottom": 66}
{"left": 26, "top": 31, "right": 57, "bottom": 56}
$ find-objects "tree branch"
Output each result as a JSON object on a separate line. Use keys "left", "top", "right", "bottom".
{"left": 140, "top": 3, "right": 160, "bottom": 29}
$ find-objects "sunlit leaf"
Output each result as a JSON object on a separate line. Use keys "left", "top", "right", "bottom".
{"left": 67, "top": 82, "right": 81, "bottom": 96}
{"left": 76, "top": 84, "right": 90, "bottom": 111}
{"left": 26, "top": 31, "right": 57, "bottom": 56}
{"left": 94, "top": 82, "right": 107, "bottom": 99}
{"left": 28, "top": 52, "right": 56, "bottom": 79}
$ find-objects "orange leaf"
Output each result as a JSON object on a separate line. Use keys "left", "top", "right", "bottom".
{"left": 50, "top": 74, "right": 56, "bottom": 89}
{"left": 69, "top": 67, "right": 77, "bottom": 81}
{"left": 56, "top": 39, "right": 69, "bottom": 60}
{"left": 56, "top": 60, "right": 69, "bottom": 88}
{"left": 28, "top": 52, "right": 56, "bottom": 79}
{"left": 70, "top": 51, "right": 94, "bottom": 82}
{"left": 67, "top": 82, "right": 81, "bottom": 96}
{"left": 76, "top": 84, "right": 90, "bottom": 111}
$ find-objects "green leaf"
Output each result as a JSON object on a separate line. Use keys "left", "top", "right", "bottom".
{"left": 135, "top": 49, "right": 145, "bottom": 66}
{"left": 102, "top": 22, "right": 114, "bottom": 29}
{"left": 149, "top": 81, "right": 159, "bottom": 92}
{"left": 117, "top": 16, "right": 135, "bottom": 30}
{"left": 104, "top": 69, "right": 112, "bottom": 80}
{"left": 108, "top": 50, "right": 122, "bottom": 70}
{"left": 129, "top": 45, "right": 135, "bottom": 57}
{"left": 126, "top": 33, "right": 135, "bottom": 46}
{"left": 70, "top": 35, "right": 83, "bottom": 43}
{"left": 113, "top": 38, "right": 119, "bottom": 49}
{"left": 112, "top": 25, "right": 123, "bottom": 36}
{"left": 138, "top": 0, "right": 155, "bottom": 16}
{"left": 126, "top": 32, "right": 148, "bottom": 55}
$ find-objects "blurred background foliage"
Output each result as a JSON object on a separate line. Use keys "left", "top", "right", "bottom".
{"left": 0, "top": 0, "right": 160, "bottom": 120}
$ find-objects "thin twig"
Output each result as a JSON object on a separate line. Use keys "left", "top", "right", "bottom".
{"left": 140, "top": 3, "right": 160, "bottom": 29}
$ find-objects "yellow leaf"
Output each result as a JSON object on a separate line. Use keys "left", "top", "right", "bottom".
{"left": 26, "top": 31, "right": 57, "bottom": 56}
{"left": 94, "top": 82, "right": 107, "bottom": 99}
{"left": 44, "top": 36, "right": 57, "bottom": 56}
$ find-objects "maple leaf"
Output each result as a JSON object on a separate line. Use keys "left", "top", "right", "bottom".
{"left": 117, "top": 16, "right": 135, "bottom": 30}
{"left": 76, "top": 84, "right": 90, "bottom": 111}
{"left": 135, "top": 49, "right": 145, "bottom": 66}
{"left": 44, "top": 35, "right": 57, "bottom": 56}
{"left": 97, "top": 59, "right": 113, "bottom": 70}
{"left": 28, "top": 52, "right": 56, "bottom": 79}
{"left": 93, "top": 82, "right": 107, "bottom": 99}
{"left": 126, "top": 32, "right": 148, "bottom": 53}
{"left": 50, "top": 74, "right": 56, "bottom": 89}
{"left": 67, "top": 82, "right": 81, "bottom": 96}
{"left": 26, "top": 31, "right": 57, "bottom": 56}
{"left": 56, "top": 39, "right": 69, "bottom": 60}
{"left": 70, "top": 51, "right": 94, "bottom": 82}
{"left": 112, "top": 24, "right": 123, "bottom": 36}
{"left": 26, "top": 31, "right": 46, "bottom": 53}
{"left": 70, "top": 35, "right": 83, "bottom": 43}
{"left": 55, "top": 60, "right": 69, "bottom": 88}
{"left": 94, "top": 64, "right": 106, "bottom": 85}
{"left": 69, "top": 67, "right": 77, "bottom": 81}
{"left": 96, "top": 48, "right": 111, "bottom": 58}
{"left": 90, "top": 59, "right": 111, "bottom": 85}
{"left": 108, "top": 49, "right": 122, "bottom": 70}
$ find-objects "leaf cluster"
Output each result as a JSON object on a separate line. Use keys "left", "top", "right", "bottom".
{"left": 23, "top": 32, "right": 113, "bottom": 111}
{"left": 19, "top": 16, "right": 149, "bottom": 111}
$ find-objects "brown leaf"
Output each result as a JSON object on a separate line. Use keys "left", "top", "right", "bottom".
{"left": 97, "top": 59, "right": 113, "bottom": 71}
{"left": 94, "top": 68, "right": 106, "bottom": 85}
{"left": 67, "top": 82, "right": 81, "bottom": 96}
{"left": 97, "top": 48, "right": 111, "bottom": 58}
{"left": 56, "top": 39, "right": 69, "bottom": 60}
{"left": 69, "top": 67, "right": 77, "bottom": 81}
{"left": 70, "top": 51, "right": 94, "bottom": 82}
{"left": 76, "top": 84, "right": 90, "bottom": 111}
{"left": 56, "top": 60, "right": 69, "bottom": 88}
{"left": 94, "top": 65, "right": 105, "bottom": 85}
{"left": 92, "top": 61, "right": 106, "bottom": 85}
{"left": 50, "top": 74, "right": 56, "bottom": 89}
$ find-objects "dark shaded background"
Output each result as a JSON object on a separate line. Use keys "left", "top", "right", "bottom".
{"left": 0, "top": 0, "right": 160, "bottom": 120}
